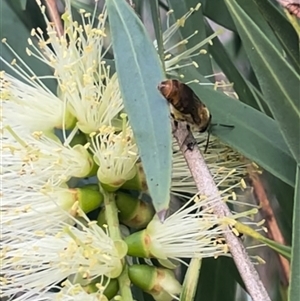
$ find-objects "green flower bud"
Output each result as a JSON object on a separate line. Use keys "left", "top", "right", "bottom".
{"left": 84, "top": 277, "right": 119, "bottom": 300}
{"left": 124, "top": 230, "right": 151, "bottom": 258}
{"left": 97, "top": 208, "right": 107, "bottom": 229}
{"left": 128, "top": 265, "right": 181, "bottom": 301}
{"left": 76, "top": 187, "right": 103, "bottom": 213}
{"left": 121, "top": 162, "right": 148, "bottom": 191}
{"left": 68, "top": 130, "right": 88, "bottom": 147}
{"left": 116, "top": 192, "right": 155, "bottom": 229}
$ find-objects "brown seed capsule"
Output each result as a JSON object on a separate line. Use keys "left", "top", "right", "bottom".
{"left": 158, "top": 79, "right": 211, "bottom": 133}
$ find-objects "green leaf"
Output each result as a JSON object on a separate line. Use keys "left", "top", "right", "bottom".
{"left": 149, "top": 0, "right": 165, "bottom": 72}
{"left": 181, "top": 67, "right": 296, "bottom": 187}
{"left": 289, "top": 165, "right": 300, "bottom": 301}
{"left": 252, "top": 0, "right": 299, "bottom": 71}
{"left": 106, "top": 0, "right": 172, "bottom": 215}
{"left": 235, "top": 221, "right": 291, "bottom": 260}
{"left": 167, "top": 0, "right": 213, "bottom": 76}
{"left": 196, "top": 257, "right": 242, "bottom": 301}
{"left": 247, "top": 81, "right": 273, "bottom": 117}
{"left": 1, "top": 0, "right": 55, "bottom": 91}
{"left": 261, "top": 238, "right": 291, "bottom": 260}
{"left": 205, "top": 20, "right": 261, "bottom": 111}
{"left": 235, "top": 0, "right": 285, "bottom": 53}
{"left": 202, "top": 0, "right": 236, "bottom": 32}
{"left": 224, "top": 0, "right": 300, "bottom": 163}
{"left": 180, "top": 258, "right": 201, "bottom": 301}
{"left": 18, "top": 0, "right": 27, "bottom": 10}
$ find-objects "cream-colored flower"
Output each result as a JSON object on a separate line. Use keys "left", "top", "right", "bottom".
{"left": 89, "top": 117, "right": 138, "bottom": 189}
{"left": 32, "top": 1, "right": 123, "bottom": 134}
{"left": 1, "top": 128, "right": 94, "bottom": 188}
{"left": 125, "top": 191, "right": 244, "bottom": 261}
{"left": 0, "top": 72, "right": 73, "bottom": 133}
{"left": 145, "top": 195, "right": 229, "bottom": 260}
{"left": 1, "top": 218, "right": 125, "bottom": 300}
{"left": 3, "top": 280, "right": 108, "bottom": 301}
{"left": 1, "top": 184, "right": 82, "bottom": 231}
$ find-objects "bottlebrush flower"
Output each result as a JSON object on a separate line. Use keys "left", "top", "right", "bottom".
{"left": 30, "top": 2, "right": 123, "bottom": 135}
{"left": 0, "top": 72, "right": 74, "bottom": 133}
{"left": 5, "top": 280, "right": 109, "bottom": 301}
{"left": 1, "top": 217, "right": 126, "bottom": 301}
{"left": 1, "top": 128, "right": 94, "bottom": 188}
{"left": 1, "top": 184, "right": 103, "bottom": 232}
{"left": 89, "top": 116, "right": 138, "bottom": 190}
{"left": 125, "top": 191, "right": 241, "bottom": 261}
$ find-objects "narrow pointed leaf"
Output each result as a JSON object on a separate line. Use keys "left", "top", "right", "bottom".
{"left": 205, "top": 20, "right": 261, "bottom": 111}
{"left": 149, "top": 0, "right": 165, "bottom": 72}
{"left": 202, "top": 0, "right": 236, "bottom": 32}
{"left": 106, "top": 0, "right": 172, "bottom": 214}
{"left": 261, "top": 238, "right": 291, "bottom": 260}
{"left": 234, "top": 221, "right": 291, "bottom": 260}
{"left": 225, "top": 0, "right": 300, "bottom": 162}
{"left": 196, "top": 257, "right": 241, "bottom": 301}
{"left": 180, "top": 258, "right": 201, "bottom": 301}
{"left": 289, "top": 165, "right": 300, "bottom": 301}
{"left": 252, "top": 0, "right": 299, "bottom": 71}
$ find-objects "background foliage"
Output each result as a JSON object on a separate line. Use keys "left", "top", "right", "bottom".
{"left": 1, "top": 0, "right": 299, "bottom": 300}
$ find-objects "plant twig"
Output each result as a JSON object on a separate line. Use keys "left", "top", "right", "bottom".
{"left": 45, "top": 0, "right": 64, "bottom": 37}
{"left": 277, "top": 0, "right": 300, "bottom": 18}
{"left": 172, "top": 121, "right": 271, "bottom": 301}
{"left": 249, "top": 172, "right": 290, "bottom": 287}
{"left": 103, "top": 192, "right": 134, "bottom": 301}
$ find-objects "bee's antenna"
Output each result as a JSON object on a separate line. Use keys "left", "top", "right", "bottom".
{"left": 204, "top": 123, "right": 234, "bottom": 153}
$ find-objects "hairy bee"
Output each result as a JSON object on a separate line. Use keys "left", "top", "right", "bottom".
{"left": 158, "top": 79, "right": 211, "bottom": 133}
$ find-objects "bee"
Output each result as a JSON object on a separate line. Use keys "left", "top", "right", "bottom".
{"left": 158, "top": 79, "right": 211, "bottom": 133}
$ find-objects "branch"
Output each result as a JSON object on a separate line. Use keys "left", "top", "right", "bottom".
{"left": 45, "top": 0, "right": 64, "bottom": 37}
{"left": 277, "top": 0, "right": 300, "bottom": 18}
{"left": 172, "top": 121, "right": 271, "bottom": 301}
{"left": 249, "top": 172, "right": 290, "bottom": 287}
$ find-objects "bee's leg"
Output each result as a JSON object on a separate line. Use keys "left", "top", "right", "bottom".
{"left": 183, "top": 125, "right": 198, "bottom": 152}
{"left": 210, "top": 123, "right": 235, "bottom": 129}
{"left": 171, "top": 114, "right": 179, "bottom": 134}
{"left": 204, "top": 123, "right": 234, "bottom": 153}
{"left": 218, "top": 124, "right": 234, "bottom": 128}
{"left": 204, "top": 131, "right": 211, "bottom": 153}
